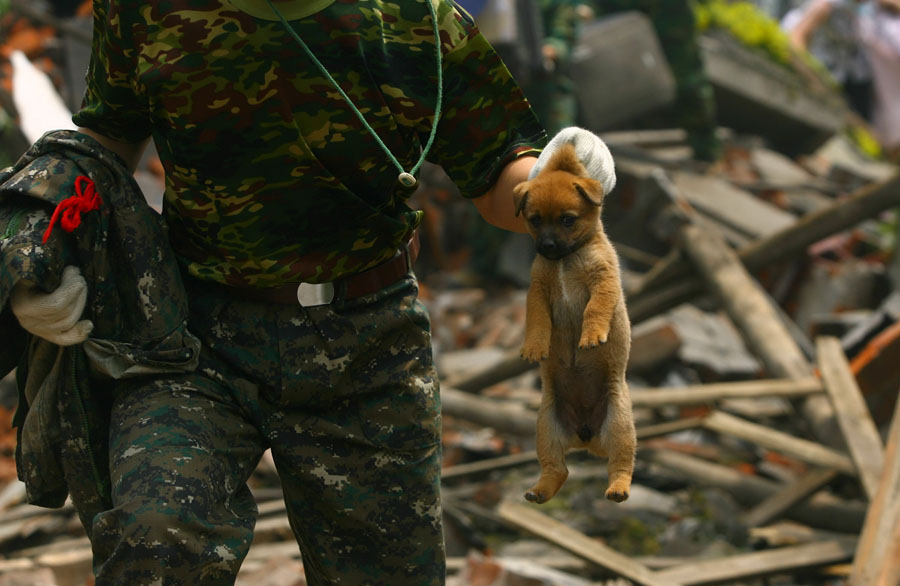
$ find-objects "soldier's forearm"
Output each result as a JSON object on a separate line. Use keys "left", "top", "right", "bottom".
{"left": 473, "top": 155, "right": 536, "bottom": 233}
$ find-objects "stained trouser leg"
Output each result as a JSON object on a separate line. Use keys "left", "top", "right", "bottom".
{"left": 90, "top": 373, "right": 265, "bottom": 586}
{"left": 265, "top": 277, "right": 446, "bottom": 585}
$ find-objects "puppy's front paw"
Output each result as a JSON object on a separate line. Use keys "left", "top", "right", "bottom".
{"left": 605, "top": 487, "right": 629, "bottom": 503}
{"left": 578, "top": 326, "right": 609, "bottom": 349}
{"left": 524, "top": 490, "right": 548, "bottom": 504}
{"left": 605, "top": 479, "right": 630, "bottom": 503}
{"left": 521, "top": 339, "right": 550, "bottom": 363}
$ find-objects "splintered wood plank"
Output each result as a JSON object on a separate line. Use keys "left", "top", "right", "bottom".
{"left": 636, "top": 417, "right": 706, "bottom": 440}
{"left": 850, "top": 398, "right": 900, "bottom": 586}
{"left": 630, "top": 377, "right": 823, "bottom": 408}
{"left": 655, "top": 539, "right": 856, "bottom": 585}
{"left": 816, "top": 336, "right": 885, "bottom": 500}
{"left": 497, "top": 502, "right": 683, "bottom": 586}
{"left": 742, "top": 468, "right": 839, "bottom": 527}
{"left": 441, "top": 451, "right": 539, "bottom": 481}
{"left": 679, "top": 224, "right": 811, "bottom": 381}
{"left": 678, "top": 223, "right": 839, "bottom": 450}
{"left": 646, "top": 449, "right": 866, "bottom": 534}
{"left": 702, "top": 410, "right": 856, "bottom": 474}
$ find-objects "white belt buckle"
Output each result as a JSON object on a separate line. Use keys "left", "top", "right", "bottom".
{"left": 296, "top": 282, "right": 334, "bottom": 306}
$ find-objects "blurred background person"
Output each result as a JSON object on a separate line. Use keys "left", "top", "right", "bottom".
{"left": 857, "top": 0, "right": 900, "bottom": 160}
{"left": 781, "top": 0, "right": 874, "bottom": 121}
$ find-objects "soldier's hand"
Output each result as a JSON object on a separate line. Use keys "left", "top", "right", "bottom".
{"left": 530, "top": 127, "right": 616, "bottom": 196}
{"left": 10, "top": 265, "right": 94, "bottom": 346}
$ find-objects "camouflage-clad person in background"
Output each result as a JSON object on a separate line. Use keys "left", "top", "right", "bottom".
{"left": 588, "top": 0, "right": 722, "bottom": 161}
{"left": 466, "top": 0, "right": 581, "bottom": 285}
{"left": 5, "top": 0, "right": 573, "bottom": 584}
{"left": 528, "top": 0, "right": 582, "bottom": 135}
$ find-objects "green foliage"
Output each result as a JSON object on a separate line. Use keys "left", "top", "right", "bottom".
{"left": 694, "top": 0, "right": 792, "bottom": 63}
{"left": 846, "top": 124, "right": 884, "bottom": 159}
{"left": 691, "top": 0, "right": 890, "bottom": 159}
{"left": 692, "top": 0, "right": 832, "bottom": 82}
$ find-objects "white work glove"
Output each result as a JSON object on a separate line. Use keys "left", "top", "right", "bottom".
{"left": 530, "top": 127, "right": 617, "bottom": 196}
{"left": 10, "top": 265, "right": 93, "bottom": 346}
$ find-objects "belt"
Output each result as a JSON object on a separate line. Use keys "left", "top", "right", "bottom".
{"left": 224, "top": 231, "right": 420, "bottom": 306}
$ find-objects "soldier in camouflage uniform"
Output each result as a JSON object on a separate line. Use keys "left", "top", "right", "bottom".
{"left": 528, "top": 0, "right": 582, "bottom": 135}
{"left": 589, "top": 0, "right": 722, "bottom": 161}
{"left": 8, "top": 0, "right": 550, "bottom": 584}
{"left": 468, "top": 0, "right": 581, "bottom": 285}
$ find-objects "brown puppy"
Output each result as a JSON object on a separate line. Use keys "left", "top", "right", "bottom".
{"left": 514, "top": 143, "right": 635, "bottom": 504}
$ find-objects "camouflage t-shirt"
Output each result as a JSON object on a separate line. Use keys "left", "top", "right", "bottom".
{"left": 74, "top": 0, "right": 546, "bottom": 286}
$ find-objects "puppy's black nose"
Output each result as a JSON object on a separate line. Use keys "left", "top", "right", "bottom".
{"left": 537, "top": 239, "right": 562, "bottom": 259}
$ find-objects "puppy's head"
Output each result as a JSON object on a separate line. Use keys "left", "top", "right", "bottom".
{"left": 513, "top": 144, "right": 604, "bottom": 260}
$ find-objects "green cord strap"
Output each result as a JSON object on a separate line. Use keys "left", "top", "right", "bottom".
{"left": 265, "top": 0, "right": 444, "bottom": 188}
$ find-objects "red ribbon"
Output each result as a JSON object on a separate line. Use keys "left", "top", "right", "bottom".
{"left": 42, "top": 175, "right": 102, "bottom": 243}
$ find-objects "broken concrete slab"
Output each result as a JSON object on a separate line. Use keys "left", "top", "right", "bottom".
{"left": 670, "top": 171, "right": 796, "bottom": 242}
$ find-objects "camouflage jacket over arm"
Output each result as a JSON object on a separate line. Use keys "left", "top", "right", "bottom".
{"left": 74, "top": 0, "right": 547, "bottom": 287}
{"left": 0, "top": 130, "right": 199, "bottom": 534}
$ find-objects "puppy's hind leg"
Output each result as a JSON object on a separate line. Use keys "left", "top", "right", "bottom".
{"left": 525, "top": 393, "right": 570, "bottom": 504}
{"left": 599, "top": 377, "right": 635, "bottom": 503}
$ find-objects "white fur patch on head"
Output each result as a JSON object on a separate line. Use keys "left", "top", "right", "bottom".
{"left": 530, "top": 127, "right": 616, "bottom": 197}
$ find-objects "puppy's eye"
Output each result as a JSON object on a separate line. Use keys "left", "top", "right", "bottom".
{"left": 528, "top": 216, "right": 542, "bottom": 227}
{"left": 560, "top": 215, "right": 576, "bottom": 227}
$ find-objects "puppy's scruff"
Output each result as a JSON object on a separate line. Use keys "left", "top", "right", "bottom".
{"left": 514, "top": 143, "right": 636, "bottom": 504}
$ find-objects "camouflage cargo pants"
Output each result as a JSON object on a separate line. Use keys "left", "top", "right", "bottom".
{"left": 89, "top": 274, "right": 445, "bottom": 585}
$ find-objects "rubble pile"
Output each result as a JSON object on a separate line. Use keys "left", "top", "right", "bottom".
{"left": 422, "top": 125, "right": 900, "bottom": 585}
{"left": 1, "top": 1, "right": 900, "bottom": 585}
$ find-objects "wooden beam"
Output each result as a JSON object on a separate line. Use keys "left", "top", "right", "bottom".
{"left": 442, "top": 388, "right": 710, "bottom": 440}
{"left": 628, "top": 172, "right": 900, "bottom": 323}
{"left": 444, "top": 351, "right": 533, "bottom": 393}
{"left": 497, "top": 502, "right": 683, "bottom": 586}
{"left": 850, "top": 398, "right": 900, "bottom": 586}
{"left": 739, "top": 173, "right": 900, "bottom": 270}
{"left": 644, "top": 449, "right": 866, "bottom": 534}
{"left": 742, "top": 468, "right": 839, "bottom": 527}
{"left": 636, "top": 417, "right": 706, "bottom": 440}
{"left": 631, "top": 377, "right": 822, "bottom": 408}
{"left": 702, "top": 410, "right": 855, "bottom": 474}
{"left": 441, "top": 451, "right": 539, "bottom": 482}
{"left": 655, "top": 539, "right": 856, "bottom": 585}
{"left": 678, "top": 222, "right": 837, "bottom": 446}
{"left": 679, "top": 224, "right": 811, "bottom": 380}
{"left": 440, "top": 387, "right": 536, "bottom": 437}
{"left": 816, "top": 336, "right": 885, "bottom": 500}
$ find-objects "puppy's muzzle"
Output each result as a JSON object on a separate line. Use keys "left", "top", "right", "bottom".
{"left": 536, "top": 237, "right": 571, "bottom": 260}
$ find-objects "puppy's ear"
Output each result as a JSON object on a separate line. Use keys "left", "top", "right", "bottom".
{"left": 513, "top": 182, "right": 530, "bottom": 217}
{"left": 544, "top": 143, "right": 589, "bottom": 178}
{"left": 574, "top": 177, "right": 604, "bottom": 206}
